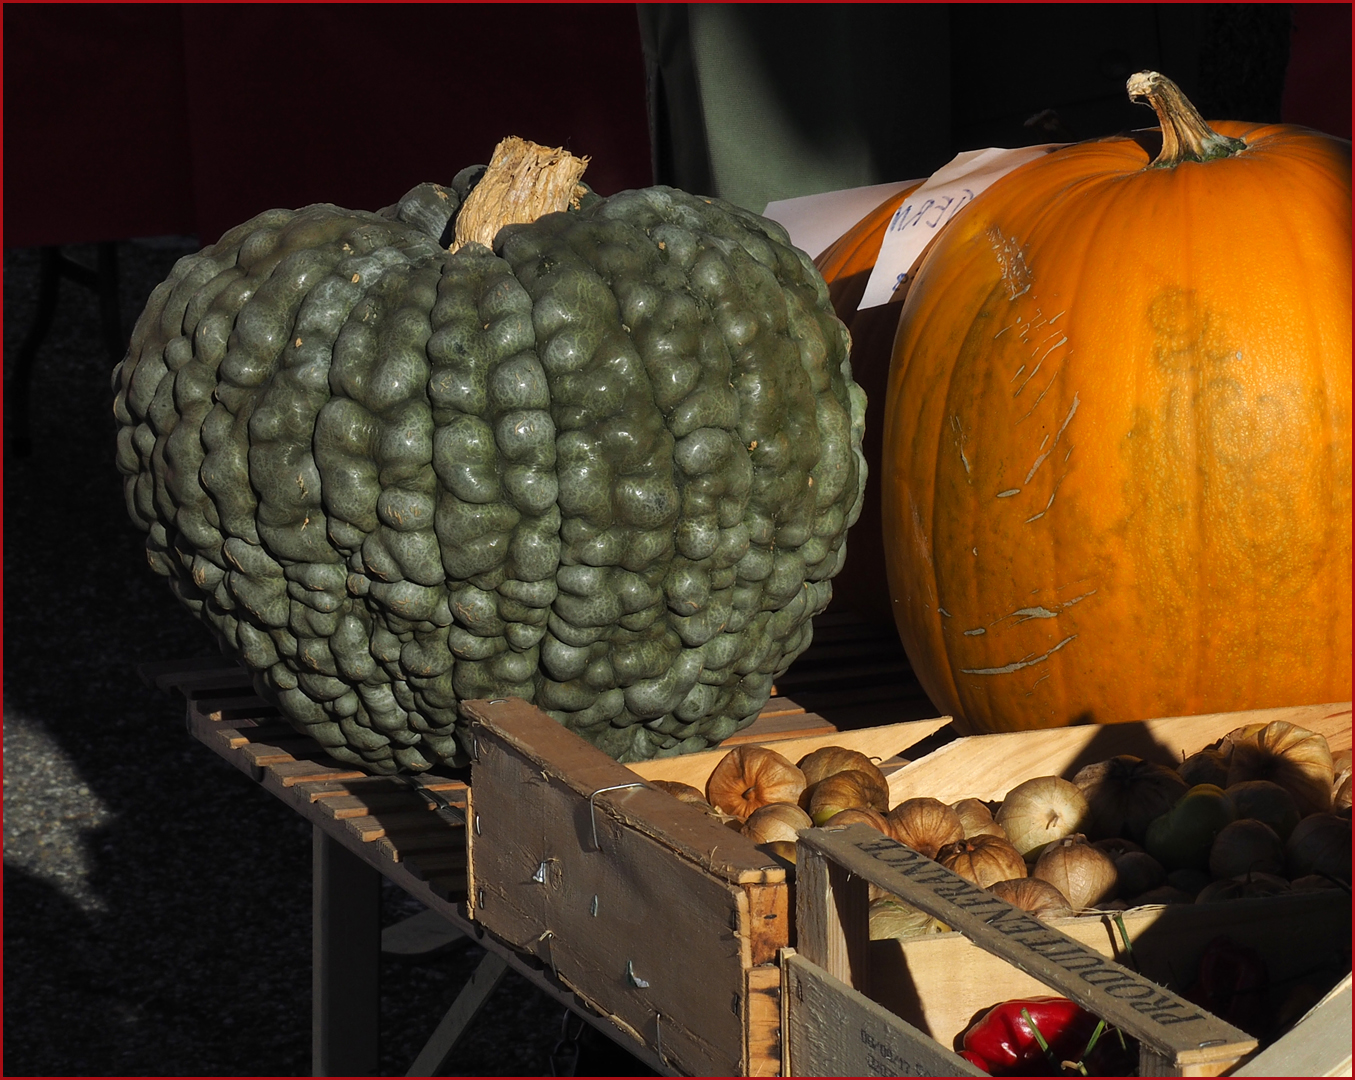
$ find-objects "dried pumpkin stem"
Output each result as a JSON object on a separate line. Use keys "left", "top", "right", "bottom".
{"left": 1127, "top": 70, "right": 1247, "bottom": 168}
{"left": 450, "top": 136, "right": 590, "bottom": 252}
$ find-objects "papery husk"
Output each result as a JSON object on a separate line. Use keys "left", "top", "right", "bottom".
{"left": 798, "top": 745, "right": 889, "bottom": 789}
{"left": 868, "top": 897, "right": 950, "bottom": 940}
{"left": 1073, "top": 755, "right": 1188, "bottom": 841}
{"left": 1114, "top": 850, "right": 1166, "bottom": 899}
{"left": 1094, "top": 836, "right": 1144, "bottom": 859}
{"left": 1224, "top": 779, "right": 1301, "bottom": 842}
{"left": 886, "top": 797, "right": 965, "bottom": 859}
{"left": 987, "top": 877, "right": 1075, "bottom": 921}
{"left": 953, "top": 797, "right": 1007, "bottom": 839}
{"left": 1208, "top": 818, "right": 1285, "bottom": 880}
{"left": 651, "top": 779, "right": 722, "bottom": 816}
{"left": 1285, "top": 812, "right": 1352, "bottom": 881}
{"left": 1032, "top": 834, "right": 1118, "bottom": 912}
{"left": 1179, "top": 748, "right": 1230, "bottom": 789}
{"left": 1125, "top": 885, "right": 1194, "bottom": 907}
{"left": 1195, "top": 871, "right": 1292, "bottom": 903}
{"left": 741, "top": 802, "right": 813, "bottom": 845}
{"left": 1226, "top": 721, "right": 1335, "bottom": 817}
{"left": 995, "top": 776, "right": 1089, "bottom": 858}
{"left": 1166, "top": 867, "right": 1212, "bottom": 898}
{"left": 705, "top": 745, "right": 806, "bottom": 821}
{"left": 938, "top": 834, "right": 1027, "bottom": 888}
{"left": 757, "top": 839, "right": 798, "bottom": 870}
{"left": 806, "top": 768, "right": 890, "bottom": 824}
{"left": 821, "top": 806, "right": 891, "bottom": 833}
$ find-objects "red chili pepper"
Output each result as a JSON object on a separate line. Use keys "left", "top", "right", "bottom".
{"left": 1185, "top": 935, "right": 1270, "bottom": 1036}
{"left": 961, "top": 996, "right": 1100, "bottom": 1075}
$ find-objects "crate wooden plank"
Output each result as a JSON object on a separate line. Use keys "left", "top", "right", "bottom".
{"left": 869, "top": 890, "right": 1351, "bottom": 1061}
{"left": 798, "top": 824, "right": 1257, "bottom": 1075}
{"left": 425, "top": 872, "right": 469, "bottom": 902}
{"left": 377, "top": 830, "right": 466, "bottom": 862}
{"left": 191, "top": 694, "right": 279, "bottom": 721}
{"left": 464, "top": 698, "right": 788, "bottom": 887}
{"left": 718, "top": 712, "right": 840, "bottom": 746}
{"left": 781, "top": 949, "right": 983, "bottom": 1077}
{"left": 1231, "top": 972, "right": 1352, "bottom": 1077}
{"left": 241, "top": 737, "right": 334, "bottom": 767}
{"left": 888, "top": 701, "right": 1352, "bottom": 804}
{"left": 218, "top": 723, "right": 302, "bottom": 750}
{"left": 316, "top": 793, "right": 438, "bottom": 820}
{"left": 343, "top": 810, "right": 458, "bottom": 844}
{"left": 402, "top": 850, "right": 468, "bottom": 881}
{"left": 137, "top": 653, "right": 242, "bottom": 690}
{"left": 299, "top": 776, "right": 466, "bottom": 802}
{"left": 270, "top": 760, "right": 369, "bottom": 786}
{"left": 743, "top": 964, "right": 783, "bottom": 1077}
{"left": 632, "top": 715, "right": 954, "bottom": 789}
{"left": 464, "top": 697, "right": 782, "bottom": 1078}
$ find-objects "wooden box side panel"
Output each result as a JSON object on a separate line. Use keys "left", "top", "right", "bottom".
{"left": 744, "top": 964, "right": 783, "bottom": 1077}
{"left": 464, "top": 697, "right": 786, "bottom": 886}
{"left": 889, "top": 702, "right": 1351, "bottom": 804}
{"left": 797, "top": 826, "right": 1257, "bottom": 1074}
{"left": 1231, "top": 973, "right": 1352, "bottom": 1077}
{"left": 871, "top": 891, "right": 1352, "bottom": 1056}
{"left": 469, "top": 724, "right": 752, "bottom": 1077}
{"left": 781, "top": 950, "right": 983, "bottom": 1077}
{"left": 631, "top": 717, "right": 954, "bottom": 789}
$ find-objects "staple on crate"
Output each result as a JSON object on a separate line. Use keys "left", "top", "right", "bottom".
{"left": 587, "top": 782, "right": 648, "bottom": 851}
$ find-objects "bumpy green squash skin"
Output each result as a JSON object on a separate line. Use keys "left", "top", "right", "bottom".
{"left": 114, "top": 174, "right": 866, "bottom": 773}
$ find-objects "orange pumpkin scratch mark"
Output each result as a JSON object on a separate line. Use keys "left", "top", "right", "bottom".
{"left": 1024, "top": 395, "right": 1080, "bottom": 482}
{"left": 962, "top": 633, "right": 1076, "bottom": 675}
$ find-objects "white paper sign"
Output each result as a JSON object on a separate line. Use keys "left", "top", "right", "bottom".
{"left": 762, "top": 179, "right": 921, "bottom": 262}
{"left": 858, "top": 143, "right": 1067, "bottom": 310}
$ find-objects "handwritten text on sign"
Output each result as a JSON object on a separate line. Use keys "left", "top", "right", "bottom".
{"left": 858, "top": 143, "right": 1066, "bottom": 310}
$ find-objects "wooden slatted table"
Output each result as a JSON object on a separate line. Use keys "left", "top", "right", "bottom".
{"left": 147, "top": 610, "right": 937, "bottom": 1076}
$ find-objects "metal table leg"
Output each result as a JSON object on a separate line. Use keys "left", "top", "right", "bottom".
{"left": 313, "top": 826, "right": 382, "bottom": 1076}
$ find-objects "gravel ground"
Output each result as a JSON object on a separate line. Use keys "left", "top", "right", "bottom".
{"left": 3, "top": 239, "right": 653, "bottom": 1077}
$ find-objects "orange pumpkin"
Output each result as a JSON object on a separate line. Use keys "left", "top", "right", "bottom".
{"left": 814, "top": 184, "right": 921, "bottom": 626}
{"left": 881, "top": 72, "right": 1352, "bottom": 734}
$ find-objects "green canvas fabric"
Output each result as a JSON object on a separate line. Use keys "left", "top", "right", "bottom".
{"left": 638, "top": 4, "right": 952, "bottom": 213}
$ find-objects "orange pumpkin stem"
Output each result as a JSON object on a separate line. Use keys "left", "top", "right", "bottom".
{"left": 1127, "top": 71, "right": 1247, "bottom": 168}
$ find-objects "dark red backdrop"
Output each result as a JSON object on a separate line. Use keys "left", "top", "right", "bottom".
{"left": 3, "top": 4, "right": 1349, "bottom": 250}
{"left": 3, "top": 4, "right": 655, "bottom": 247}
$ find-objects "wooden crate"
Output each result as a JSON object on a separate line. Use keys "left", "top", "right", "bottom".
{"left": 461, "top": 697, "right": 953, "bottom": 1077}
{"left": 785, "top": 701, "right": 1352, "bottom": 1078}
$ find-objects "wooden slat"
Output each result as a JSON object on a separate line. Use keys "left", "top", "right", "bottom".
{"left": 402, "top": 851, "right": 468, "bottom": 881}
{"left": 869, "top": 891, "right": 1352, "bottom": 1060}
{"left": 467, "top": 706, "right": 757, "bottom": 1078}
{"left": 797, "top": 825, "right": 1257, "bottom": 1075}
{"left": 424, "top": 873, "right": 469, "bottom": 902}
{"left": 464, "top": 698, "right": 787, "bottom": 887}
{"left": 219, "top": 723, "right": 300, "bottom": 750}
{"left": 191, "top": 695, "right": 278, "bottom": 721}
{"left": 781, "top": 950, "right": 982, "bottom": 1077}
{"left": 137, "top": 653, "right": 241, "bottom": 689}
{"left": 633, "top": 715, "right": 953, "bottom": 788}
{"left": 719, "top": 713, "right": 839, "bottom": 746}
{"left": 316, "top": 793, "right": 439, "bottom": 820}
{"left": 343, "top": 810, "right": 459, "bottom": 844}
{"left": 270, "top": 760, "right": 369, "bottom": 786}
{"left": 1231, "top": 973, "right": 1352, "bottom": 1077}
{"left": 376, "top": 831, "right": 465, "bottom": 862}
{"left": 887, "top": 701, "right": 1352, "bottom": 804}
{"left": 299, "top": 776, "right": 466, "bottom": 801}
{"left": 743, "top": 965, "right": 783, "bottom": 1078}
